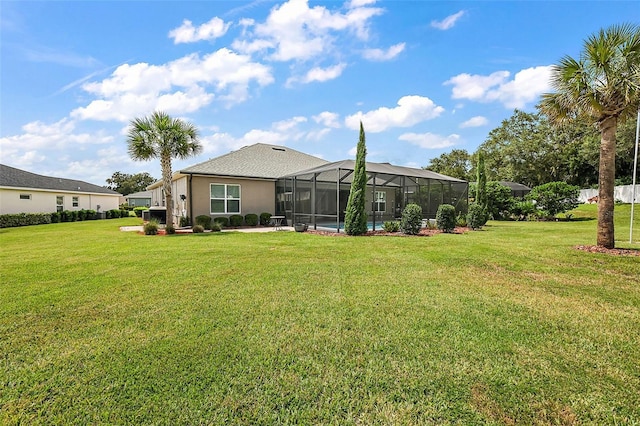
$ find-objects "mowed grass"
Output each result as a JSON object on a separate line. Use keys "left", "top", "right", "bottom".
{"left": 1, "top": 205, "right": 639, "bottom": 425}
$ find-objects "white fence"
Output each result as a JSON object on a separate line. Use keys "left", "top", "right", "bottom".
{"left": 579, "top": 184, "right": 640, "bottom": 203}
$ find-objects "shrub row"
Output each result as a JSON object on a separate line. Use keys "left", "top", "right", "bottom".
{"left": 191, "top": 212, "right": 273, "bottom": 230}
{"left": 0, "top": 208, "right": 132, "bottom": 228}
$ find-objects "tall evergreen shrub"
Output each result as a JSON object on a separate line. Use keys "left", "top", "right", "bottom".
{"left": 344, "top": 122, "right": 368, "bottom": 236}
{"left": 476, "top": 152, "right": 487, "bottom": 209}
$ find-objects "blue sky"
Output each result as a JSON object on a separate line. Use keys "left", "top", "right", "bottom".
{"left": 1, "top": 1, "right": 637, "bottom": 185}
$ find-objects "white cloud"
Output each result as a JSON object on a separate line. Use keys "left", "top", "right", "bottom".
{"left": 169, "top": 17, "right": 231, "bottom": 44}
{"left": 348, "top": 145, "right": 358, "bottom": 156}
{"left": 347, "top": 0, "right": 376, "bottom": 8}
{"left": 71, "top": 48, "right": 273, "bottom": 122}
{"left": 306, "top": 128, "right": 332, "bottom": 141}
{"left": 362, "top": 42, "right": 405, "bottom": 61}
{"left": 398, "top": 132, "right": 460, "bottom": 149}
{"left": 273, "top": 116, "right": 307, "bottom": 132}
{"left": 344, "top": 95, "right": 445, "bottom": 133}
{"left": 233, "top": 0, "right": 383, "bottom": 62}
{"left": 431, "top": 10, "right": 465, "bottom": 30}
{"left": 289, "top": 63, "right": 347, "bottom": 85}
{"left": 444, "top": 66, "right": 552, "bottom": 108}
{"left": 312, "top": 111, "right": 341, "bottom": 128}
{"left": 460, "top": 116, "right": 488, "bottom": 128}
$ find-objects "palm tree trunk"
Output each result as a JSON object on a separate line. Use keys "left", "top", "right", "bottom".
{"left": 597, "top": 116, "right": 617, "bottom": 248}
{"left": 161, "top": 154, "right": 174, "bottom": 227}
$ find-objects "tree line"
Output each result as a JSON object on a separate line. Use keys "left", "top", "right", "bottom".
{"left": 425, "top": 109, "right": 637, "bottom": 189}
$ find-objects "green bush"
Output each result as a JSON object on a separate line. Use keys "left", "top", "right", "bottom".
{"left": 77, "top": 210, "right": 87, "bottom": 221}
{"left": 105, "top": 210, "right": 112, "bottom": 219}
{"left": 133, "top": 207, "right": 148, "bottom": 218}
{"left": 110, "top": 209, "right": 121, "bottom": 219}
{"left": 436, "top": 204, "right": 456, "bottom": 233}
{"left": 61, "top": 210, "right": 77, "bottom": 222}
{"left": 467, "top": 202, "right": 488, "bottom": 230}
{"left": 0, "top": 213, "right": 52, "bottom": 228}
{"left": 527, "top": 182, "right": 580, "bottom": 218}
{"left": 229, "top": 215, "right": 244, "bottom": 227}
{"left": 214, "top": 217, "right": 229, "bottom": 227}
{"left": 195, "top": 215, "right": 212, "bottom": 230}
{"left": 120, "top": 210, "right": 129, "bottom": 218}
{"left": 400, "top": 203, "right": 423, "bottom": 235}
{"left": 259, "top": 212, "right": 272, "bottom": 226}
{"left": 244, "top": 213, "right": 259, "bottom": 226}
{"left": 85, "top": 209, "right": 96, "bottom": 220}
{"left": 179, "top": 216, "right": 190, "bottom": 227}
{"left": 50, "top": 212, "right": 61, "bottom": 223}
{"left": 165, "top": 224, "right": 176, "bottom": 234}
{"left": 211, "top": 222, "right": 222, "bottom": 232}
{"left": 382, "top": 221, "right": 400, "bottom": 232}
{"left": 192, "top": 224, "right": 205, "bottom": 233}
{"left": 144, "top": 220, "right": 159, "bottom": 235}
{"left": 456, "top": 212, "right": 468, "bottom": 228}
{"left": 511, "top": 200, "right": 537, "bottom": 221}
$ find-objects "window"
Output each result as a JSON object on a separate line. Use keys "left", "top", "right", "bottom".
{"left": 20, "top": 194, "right": 31, "bottom": 200}
{"left": 72, "top": 196, "right": 79, "bottom": 207}
{"left": 374, "top": 191, "right": 386, "bottom": 212}
{"left": 210, "top": 184, "right": 241, "bottom": 214}
{"left": 56, "top": 196, "right": 64, "bottom": 212}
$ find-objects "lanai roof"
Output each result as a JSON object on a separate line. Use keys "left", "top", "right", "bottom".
{"left": 180, "top": 143, "right": 329, "bottom": 179}
{"left": 282, "top": 160, "right": 467, "bottom": 182}
{"left": 0, "top": 164, "right": 120, "bottom": 195}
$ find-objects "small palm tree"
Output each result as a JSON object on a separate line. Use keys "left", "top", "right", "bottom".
{"left": 540, "top": 23, "right": 640, "bottom": 248}
{"left": 127, "top": 111, "right": 202, "bottom": 227}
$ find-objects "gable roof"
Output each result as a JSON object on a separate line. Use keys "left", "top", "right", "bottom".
{"left": 0, "top": 164, "right": 120, "bottom": 195}
{"left": 180, "top": 143, "right": 329, "bottom": 179}
{"left": 125, "top": 190, "right": 153, "bottom": 199}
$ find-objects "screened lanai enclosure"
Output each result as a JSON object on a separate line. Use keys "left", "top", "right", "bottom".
{"left": 276, "top": 160, "right": 468, "bottom": 232}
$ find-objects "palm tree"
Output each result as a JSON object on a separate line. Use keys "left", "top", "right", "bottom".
{"left": 127, "top": 111, "right": 202, "bottom": 227}
{"left": 540, "top": 23, "right": 640, "bottom": 248}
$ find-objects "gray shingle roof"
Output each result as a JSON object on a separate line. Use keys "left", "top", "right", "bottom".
{"left": 282, "top": 160, "right": 467, "bottom": 182}
{"left": 180, "top": 143, "right": 329, "bottom": 179}
{"left": 0, "top": 164, "right": 120, "bottom": 195}
{"left": 125, "top": 190, "right": 153, "bottom": 198}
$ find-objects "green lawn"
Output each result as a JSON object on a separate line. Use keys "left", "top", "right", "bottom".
{"left": 1, "top": 205, "right": 639, "bottom": 425}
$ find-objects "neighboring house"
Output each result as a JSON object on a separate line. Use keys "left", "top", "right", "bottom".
{"left": 150, "top": 143, "right": 468, "bottom": 229}
{"left": 125, "top": 190, "right": 152, "bottom": 207}
{"left": 500, "top": 181, "right": 531, "bottom": 198}
{"left": 0, "top": 164, "right": 121, "bottom": 215}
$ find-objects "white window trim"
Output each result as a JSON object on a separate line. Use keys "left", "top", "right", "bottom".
{"left": 210, "top": 183, "right": 241, "bottom": 214}
{"left": 72, "top": 196, "right": 79, "bottom": 207}
{"left": 374, "top": 191, "right": 386, "bottom": 212}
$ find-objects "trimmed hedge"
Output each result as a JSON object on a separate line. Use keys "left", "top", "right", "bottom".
{"left": 195, "top": 215, "right": 212, "bottom": 230}
{"left": 400, "top": 203, "right": 422, "bottom": 235}
{"left": 244, "top": 213, "right": 259, "bottom": 226}
{"left": 436, "top": 204, "right": 456, "bottom": 233}
{"left": 214, "top": 217, "right": 229, "bottom": 227}
{"left": 229, "top": 215, "right": 244, "bottom": 227}
{"left": 0, "top": 213, "right": 52, "bottom": 228}
{"left": 260, "top": 212, "right": 272, "bottom": 226}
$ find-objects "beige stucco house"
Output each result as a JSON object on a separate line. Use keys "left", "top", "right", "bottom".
{"left": 149, "top": 143, "right": 468, "bottom": 230}
{"left": 147, "top": 143, "right": 328, "bottom": 223}
{"left": 0, "top": 164, "right": 121, "bottom": 215}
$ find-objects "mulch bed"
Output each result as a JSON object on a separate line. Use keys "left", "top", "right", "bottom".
{"left": 573, "top": 245, "right": 640, "bottom": 257}
{"left": 306, "top": 227, "right": 470, "bottom": 237}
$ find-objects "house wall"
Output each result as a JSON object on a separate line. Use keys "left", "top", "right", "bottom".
{"left": 189, "top": 176, "right": 275, "bottom": 219}
{"left": 0, "top": 188, "right": 120, "bottom": 215}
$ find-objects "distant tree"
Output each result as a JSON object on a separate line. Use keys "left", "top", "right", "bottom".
{"left": 425, "top": 149, "right": 472, "bottom": 181}
{"left": 527, "top": 182, "right": 580, "bottom": 218}
{"left": 127, "top": 111, "right": 202, "bottom": 227}
{"left": 539, "top": 23, "right": 640, "bottom": 248}
{"left": 344, "top": 122, "right": 368, "bottom": 236}
{"left": 106, "top": 171, "right": 156, "bottom": 196}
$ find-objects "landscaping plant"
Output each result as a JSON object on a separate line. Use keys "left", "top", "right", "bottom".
{"left": 344, "top": 122, "right": 368, "bottom": 236}
{"left": 436, "top": 204, "right": 456, "bottom": 233}
{"left": 400, "top": 203, "right": 422, "bottom": 235}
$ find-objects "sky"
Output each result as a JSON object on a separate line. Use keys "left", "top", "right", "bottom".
{"left": 1, "top": 0, "right": 637, "bottom": 186}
